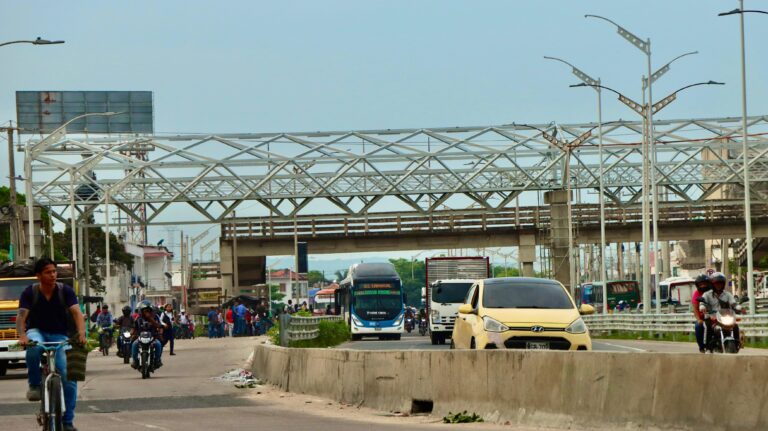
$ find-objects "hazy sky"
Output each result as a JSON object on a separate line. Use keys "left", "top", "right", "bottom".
{"left": 2, "top": 0, "right": 767, "bottom": 267}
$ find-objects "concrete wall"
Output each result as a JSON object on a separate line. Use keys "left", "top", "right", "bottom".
{"left": 251, "top": 345, "right": 768, "bottom": 431}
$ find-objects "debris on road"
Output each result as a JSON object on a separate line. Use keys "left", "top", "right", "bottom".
{"left": 443, "top": 411, "right": 484, "bottom": 423}
{"left": 212, "top": 368, "right": 263, "bottom": 389}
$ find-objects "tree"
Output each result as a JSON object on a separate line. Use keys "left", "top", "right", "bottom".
{"left": 492, "top": 265, "right": 520, "bottom": 278}
{"left": 388, "top": 258, "right": 425, "bottom": 307}
{"left": 307, "top": 270, "right": 327, "bottom": 286}
{"left": 334, "top": 269, "right": 347, "bottom": 281}
{"left": 0, "top": 186, "right": 53, "bottom": 260}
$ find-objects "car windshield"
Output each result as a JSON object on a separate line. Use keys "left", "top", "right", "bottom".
{"left": 0, "top": 278, "right": 34, "bottom": 301}
{"left": 482, "top": 280, "right": 573, "bottom": 309}
{"left": 432, "top": 282, "right": 473, "bottom": 303}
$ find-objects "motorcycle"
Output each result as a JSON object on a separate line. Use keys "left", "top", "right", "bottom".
{"left": 707, "top": 308, "right": 742, "bottom": 354}
{"left": 418, "top": 318, "right": 427, "bottom": 336}
{"left": 98, "top": 325, "right": 113, "bottom": 356}
{"left": 404, "top": 317, "right": 414, "bottom": 333}
{"left": 136, "top": 330, "right": 158, "bottom": 379}
{"left": 117, "top": 329, "right": 132, "bottom": 364}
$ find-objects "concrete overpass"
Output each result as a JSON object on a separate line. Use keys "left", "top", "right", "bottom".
{"left": 219, "top": 199, "right": 768, "bottom": 295}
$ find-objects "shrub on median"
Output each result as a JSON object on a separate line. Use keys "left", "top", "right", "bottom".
{"left": 289, "top": 320, "right": 350, "bottom": 348}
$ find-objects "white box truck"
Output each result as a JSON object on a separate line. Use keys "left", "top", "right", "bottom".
{"left": 425, "top": 257, "right": 490, "bottom": 345}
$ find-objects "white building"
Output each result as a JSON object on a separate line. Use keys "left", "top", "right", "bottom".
{"left": 124, "top": 243, "right": 175, "bottom": 307}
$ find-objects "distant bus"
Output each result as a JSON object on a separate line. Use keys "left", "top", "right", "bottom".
{"left": 577, "top": 280, "right": 641, "bottom": 311}
{"left": 659, "top": 277, "right": 695, "bottom": 305}
{"left": 337, "top": 263, "right": 405, "bottom": 341}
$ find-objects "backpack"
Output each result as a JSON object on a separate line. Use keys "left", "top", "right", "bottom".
{"left": 31, "top": 282, "right": 78, "bottom": 338}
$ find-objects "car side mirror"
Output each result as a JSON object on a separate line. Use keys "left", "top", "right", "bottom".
{"left": 458, "top": 304, "right": 474, "bottom": 315}
{"left": 578, "top": 304, "right": 595, "bottom": 315}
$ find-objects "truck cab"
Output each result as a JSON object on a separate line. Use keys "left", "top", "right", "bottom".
{"left": 428, "top": 279, "right": 476, "bottom": 345}
{"left": 0, "top": 276, "right": 35, "bottom": 376}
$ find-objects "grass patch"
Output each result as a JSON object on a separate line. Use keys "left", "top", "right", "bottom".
{"left": 593, "top": 330, "right": 768, "bottom": 349}
{"left": 289, "top": 320, "right": 350, "bottom": 348}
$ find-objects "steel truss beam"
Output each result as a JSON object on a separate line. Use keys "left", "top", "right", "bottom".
{"left": 26, "top": 115, "right": 768, "bottom": 223}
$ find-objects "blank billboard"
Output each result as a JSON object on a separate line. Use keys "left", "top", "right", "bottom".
{"left": 16, "top": 91, "right": 153, "bottom": 134}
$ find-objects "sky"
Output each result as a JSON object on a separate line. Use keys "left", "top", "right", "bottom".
{"left": 2, "top": 0, "right": 767, "bottom": 269}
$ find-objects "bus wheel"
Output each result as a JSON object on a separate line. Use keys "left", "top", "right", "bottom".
{"left": 351, "top": 334, "right": 362, "bottom": 341}
{"left": 392, "top": 334, "right": 401, "bottom": 341}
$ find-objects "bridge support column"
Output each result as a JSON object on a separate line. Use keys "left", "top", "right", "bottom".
{"left": 518, "top": 233, "right": 536, "bottom": 277}
{"left": 545, "top": 190, "right": 572, "bottom": 292}
{"left": 617, "top": 243, "right": 624, "bottom": 279}
{"left": 722, "top": 238, "right": 732, "bottom": 293}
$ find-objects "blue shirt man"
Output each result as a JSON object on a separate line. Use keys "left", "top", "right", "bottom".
{"left": 96, "top": 305, "right": 113, "bottom": 328}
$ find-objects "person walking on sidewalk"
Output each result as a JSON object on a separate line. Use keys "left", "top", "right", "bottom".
{"left": 160, "top": 304, "right": 176, "bottom": 355}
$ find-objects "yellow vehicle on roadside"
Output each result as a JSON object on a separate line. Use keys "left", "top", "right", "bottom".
{"left": 0, "top": 276, "right": 36, "bottom": 376}
{"left": 451, "top": 277, "right": 595, "bottom": 351}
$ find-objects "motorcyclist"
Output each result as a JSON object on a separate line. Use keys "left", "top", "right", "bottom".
{"left": 96, "top": 304, "right": 114, "bottom": 351}
{"left": 692, "top": 274, "right": 712, "bottom": 353}
{"left": 114, "top": 306, "right": 135, "bottom": 356}
{"left": 699, "top": 272, "right": 743, "bottom": 351}
{"left": 130, "top": 301, "right": 164, "bottom": 369}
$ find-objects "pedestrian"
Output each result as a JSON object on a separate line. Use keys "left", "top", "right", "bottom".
{"left": 225, "top": 306, "right": 234, "bottom": 337}
{"left": 234, "top": 300, "right": 247, "bottom": 336}
{"left": 245, "top": 308, "right": 253, "bottom": 336}
{"left": 284, "top": 300, "right": 294, "bottom": 315}
{"left": 160, "top": 304, "right": 176, "bottom": 355}
{"left": 206, "top": 307, "right": 218, "bottom": 339}
{"left": 217, "top": 308, "right": 225, "bottom": 338}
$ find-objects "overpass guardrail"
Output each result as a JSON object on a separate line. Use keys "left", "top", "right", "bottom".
{"left": 584, "top": 313, "right": 768, "bottom": 337}
{"left": 278, "top": 314, "right": 344, "bottom": 346}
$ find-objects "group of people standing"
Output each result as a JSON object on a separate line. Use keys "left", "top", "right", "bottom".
{"left": 206, "top": 299, "right": 273, "bottom": 338}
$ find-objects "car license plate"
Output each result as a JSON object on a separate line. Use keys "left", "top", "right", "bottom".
{"left": 375, "top": 327, "right": 382, "bottom": 331}
{"left": 526, "top": 341, "right": 549, "bottom": 350}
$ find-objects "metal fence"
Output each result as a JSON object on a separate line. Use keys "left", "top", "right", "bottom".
{"left": 583, "top": 313, "right": 768, "bottom": 337}
{"left": 279, "top": 314, "right": 344, "bottom": 346}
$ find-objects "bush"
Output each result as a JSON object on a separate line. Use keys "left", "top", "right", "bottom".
{"left": 267, "top": 322, "right": 280, "bottom": 345}
{"left": 289, "top": 320, "right": 349, "bottom": 348}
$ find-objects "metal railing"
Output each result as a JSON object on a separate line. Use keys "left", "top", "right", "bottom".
{"left": 279, "top": 314, "right": 344, "bottom": 346}
{"left": 584, "top": 313, "right": 768, "bottom": 337}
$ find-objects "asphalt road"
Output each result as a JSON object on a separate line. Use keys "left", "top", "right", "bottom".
{"left": 337, "top": 331, "right": 768, "bottom": 355}
{"left": 0, "top": 336, "right": 553, "bottom": 431}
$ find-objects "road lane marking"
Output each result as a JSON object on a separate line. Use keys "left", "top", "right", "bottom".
{"left": 595, "top": 341, "right": 646, "bottom": 352}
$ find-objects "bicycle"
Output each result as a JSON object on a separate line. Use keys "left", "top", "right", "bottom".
{"left": 28, "top": 340, "right": 70, "bottom": 431}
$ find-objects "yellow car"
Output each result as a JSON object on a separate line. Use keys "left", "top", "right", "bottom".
{"left": 451, "top": 277, "right": 595, "bottom": 351}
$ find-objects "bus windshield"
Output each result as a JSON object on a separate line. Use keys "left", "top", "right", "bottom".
{"left": 0, "top": 278, "right": 34, "bottom": 301}
{"left": 432, "top": 282, "right": 473, "bottom": 304}
{"left": 353, "top": 281, "right": 402, "bottom": 321}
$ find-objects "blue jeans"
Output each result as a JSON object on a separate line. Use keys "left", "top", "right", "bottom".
{"left": 208, "top": 322, "right": 215, "bottom": 338}
{"left": 694, "top": 321, "right": 705, "bottom": 351}
{"left": 131, "top": 339, "right": 162, "bottom": 364}
{"left": 25, "top": 329, "right": 77, "bottom": 425}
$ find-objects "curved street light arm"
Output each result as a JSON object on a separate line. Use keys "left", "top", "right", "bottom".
{"left": 570, "top": 82, "right": 622, "bottom": 98}
{"left": 0, "top": 38, "right": 65, "bottom": 47}
{"left": 543, "top": 56, "right": 600, "bottom": 88}
{"left": 719, "top": 8, "right": 768, "bottom": 16}
{"left": 585, "top": 14, "right": 649, "bottom": 54}
{"left": 671, "top": 80, "right": 725, "bottom": 96}
{"left": 644, "top": 50, "right": 699, "bottom": 90}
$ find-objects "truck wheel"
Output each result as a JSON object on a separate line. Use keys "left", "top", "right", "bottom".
{"left": 439, "top": 335, "right": 447, "bottom": 345}
{"left": 430, "top": 333, "right": 439, "bottom": 345}
{"left": 0, "top": 360, "right": 7, "bottom": 376}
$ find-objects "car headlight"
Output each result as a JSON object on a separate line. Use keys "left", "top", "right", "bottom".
{"left": 565, "top": 318, "right": 587, "bottom": 334}
{"left": 351, "top": 315, "right": 363, "bottom": 327}
{"left": 431, "top": 309, "right": 440, "bottom": 319}
{"left": 482, "top": 316, "right": 509, "bottom": 333}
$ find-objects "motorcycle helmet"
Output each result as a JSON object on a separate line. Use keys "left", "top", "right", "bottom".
{"left": 122, "top": 305, "right": 132, "bottom": 316}
{"left": 138, "top": 300, "right": 153, "bottom": 314}
{"left": 711, "top": 272, "right": 727, "bottom": 293}
{"left": 694, "top": 274, "right": 712, "bottom": 293}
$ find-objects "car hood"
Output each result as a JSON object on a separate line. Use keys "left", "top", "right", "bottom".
{"left": 481, "top": 308, "right": 579, "bottom": 326}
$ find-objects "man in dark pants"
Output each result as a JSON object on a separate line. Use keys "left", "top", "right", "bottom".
{"left": 17, "top": 258, "right": 87, "bottom": 431}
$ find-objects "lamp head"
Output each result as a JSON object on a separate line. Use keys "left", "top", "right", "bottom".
{"left": 33, "top": 37, "right": 65, "bottom": 45}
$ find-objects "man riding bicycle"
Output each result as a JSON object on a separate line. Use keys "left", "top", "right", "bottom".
{"left": 16, "top": 257, "right": 87, "bottom": 431}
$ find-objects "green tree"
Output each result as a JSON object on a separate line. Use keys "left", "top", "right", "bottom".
{"left": 388, "top": 258, "right": 425, "bottom": 307}
{"left": 0, "top": 186, "right": 53, "bottom": 260}
{"left": 307, "top": 270, "right": 327, "bottom": 286}
{"left": 492, "top": 265, "right": 520, "bottom": 278}
{"left": 334, "top": 269, "right": 347, "bottom": 281}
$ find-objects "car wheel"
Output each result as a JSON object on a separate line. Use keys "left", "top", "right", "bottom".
{"left": 450, "top": 339, "right": 455, "bottom": 349}
{"left": 470, "top": 338, "right": 476, "bottom": 350}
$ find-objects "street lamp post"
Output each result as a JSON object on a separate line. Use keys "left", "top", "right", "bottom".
{"left": 25, "top": 111, "right": 120, "bottom": 259}
{"left": 572, "top": 80, "right": 725, "bottom": 311}
{"left": 544, "top": 56, "right": 608, "bottom": 314}
{"left": 718, "top": 2, "right": 768, "bottom": 314}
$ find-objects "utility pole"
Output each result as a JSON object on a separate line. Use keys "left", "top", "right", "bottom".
{"left": 2, "top": 126, "right": 25, "bottom": 261}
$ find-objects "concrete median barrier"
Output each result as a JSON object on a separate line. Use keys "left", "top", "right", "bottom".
{"left": 251, "top": 344, "right": 768, "bottom": 430}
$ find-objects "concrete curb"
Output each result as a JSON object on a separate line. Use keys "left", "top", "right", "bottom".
{"left": 251, "top": 344, "right": 768, "bottom": 430}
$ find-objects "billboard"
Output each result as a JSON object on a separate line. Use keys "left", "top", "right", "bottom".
{"left": 16, "top": 91, "right": 153, "bottom": 134}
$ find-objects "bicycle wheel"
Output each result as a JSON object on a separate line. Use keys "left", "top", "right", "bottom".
{"left": 46, "top": 374, "right": 64, "bottom": 431}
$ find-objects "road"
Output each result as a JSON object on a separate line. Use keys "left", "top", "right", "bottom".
{"left": 337, "top": 332, "right": 768, "bottom": 355}
{"left": 0, "top": 336, "right": 563, "bottom": 431}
